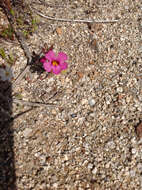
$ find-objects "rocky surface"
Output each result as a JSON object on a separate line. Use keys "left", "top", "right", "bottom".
{"left": 0, "top": 0, "right": 142, "bottom": 189}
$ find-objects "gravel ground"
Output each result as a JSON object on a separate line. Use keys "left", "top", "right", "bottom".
{"left": 0, "top": 0, "right": 142, "bottom": 189}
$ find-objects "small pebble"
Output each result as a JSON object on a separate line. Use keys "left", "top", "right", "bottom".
{"left": 88, "top": 163, "right": 93, "bottom": 169}
{"left": 138, "top": 46, "right": 142, "bottom": 53}
{"left": 129, "top": 170, "right": 136, "bottom": 177}
{"left": 23, "top": 128, "right": 33, "bottom": 138}
{"left": 40, "top": 155, "right": 46, "bottom": 164}
{"left": 56, "top": 27, "right": 62, "bottom": 35}
{"left": 82, "top": 99, "right": 88, "bottom": 105}
{"left": 106, "top": 140, "right": 116, "bottom": 149}
{"left": 137, "top": 163, "right": 142, "bottom": 173}
{"left": 92, "top": 167, "right": 97, "bottom": 175}
{"left": 117, "top": 87, "right": 123, "bottom": 93}
{"left": 71, "top": 113, "right": 77, "bottom": 118}
{"left": 131, "top": 148, "right": 137, "bottom": 154}
{"left": 89, "top": 99, "right": 96, "bottom": 107}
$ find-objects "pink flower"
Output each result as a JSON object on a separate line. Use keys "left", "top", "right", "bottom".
{"left": 40, "top": 50, "right": 68, "bottom": 75}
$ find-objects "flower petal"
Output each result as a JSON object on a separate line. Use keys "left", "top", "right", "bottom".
{"left": 57, "top": 52, "right": 68, "bottom": 63}
{"left": 45, "top": 50, "right": 56, "bottom": 61}
{"left": 40, "top": 57, "right": 46, "bottom": 63}
{"left": 43, "top": 62, "right": 52, "bottom": 72}
{"left": 60, "top": 62, "right": 68, "bottom": 70}
{"left": 52, "top": 65, "right": 61, "bottom": 75}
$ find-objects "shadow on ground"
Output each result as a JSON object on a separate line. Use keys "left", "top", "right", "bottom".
{"left": 0, "top": 81, "right": 16, "bottom": 189}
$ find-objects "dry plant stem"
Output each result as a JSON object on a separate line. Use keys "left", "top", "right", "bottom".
{"left": 2, "top": 7, "right": 32, "bottom": 62}
{"left": 32, "top": 7, "right": 119, "bottom": 23}
{"left": 33, "top": 0, "right": 67, "bottom": 8}
{"left": 0, "top": 91, "right": 56, "bottom": 110}
{"left": 12, "top": 108, "right": 33, "bottom": 120}
{"left": 13, "top": 50, "right": 44, "bottom": 88}
{"left": 15, "top": 31, "right": 32, "bottom": 63}
{"left": 2, "top": 6, "right": 32, "bottom": 88}
{"left": 13, "top": 65, "right": 30, "bottom": 88}
{"left": 13, "top": 98, "right": 57, "bottom": 108}
{"left": 12, "top": 32, "right": 32, "bottom": 88}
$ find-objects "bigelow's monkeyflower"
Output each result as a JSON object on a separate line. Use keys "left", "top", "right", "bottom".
{"left": 40, "top": 50, "right": 68, "bottom": 75}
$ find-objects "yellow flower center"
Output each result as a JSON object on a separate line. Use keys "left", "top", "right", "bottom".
{"left": 52, "top": 61, "right": 59, "bottom": 66}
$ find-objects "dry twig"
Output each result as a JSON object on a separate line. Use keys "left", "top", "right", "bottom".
{"left": 31, "top": 7, "right": 119, "bottom": 24}
{"left": 1, "top": 5, "right": 34, "bottom": 89}
{"left": 32, "top": 0, "right": 67, "bottom": 8}
{"left": 13, "top": 98, "right": 57, "bottom": 108}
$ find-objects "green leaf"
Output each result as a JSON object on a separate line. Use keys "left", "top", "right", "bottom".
{"left": 9, "top": 54, "right": 14, "bottom": 61}
{"left": 23, "top": 30, "right": 29, "bottom": 38}
{"left": 7, "top": 53, "right": 15, "bottom": 65}
{"left": 0, "top": 48, "right": 6, "bottom": 59}
{"left": 17, "top": 17, "right": 23, "bottom": 25}
{"left": 1, "top": 25, "right": 14, "bottom": 39}
{"left": 14, "top": 93, "right": 23, "bottom": 99}
{"left": 10, "top": 9, "right": 15, "bottom": 16}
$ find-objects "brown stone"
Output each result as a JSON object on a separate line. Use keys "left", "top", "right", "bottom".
{"left": 77, "top": 71, "right": 84, "bottom": 79}
{"left": 56, "top": 27, "right": 62, "bottom": 35}
{"left": 89, "top": 61, "right": 95, "bottom": 65}
{"left": 136, "top": 122, "right": 142, "bottom": 138}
